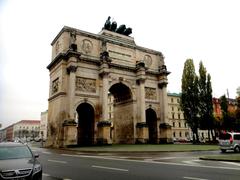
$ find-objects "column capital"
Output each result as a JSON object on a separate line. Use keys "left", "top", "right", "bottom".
{"left": 158, "top": 65, "right": 171, "bottom": 76}
{"left": 158, "top": 82, "right": 168, "bottom": 89}
{"left": 67, "top": 65, "right": 77, "bottom": 74}
{"left": 136, "top": 78, "right": 145, "bottom": 85}
{"left": 100, "top": 51, "right": 112, "bottom": 64}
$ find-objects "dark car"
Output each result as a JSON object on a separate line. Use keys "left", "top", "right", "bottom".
{"left": 0, "top": 142, "right": 42, "bottom": 180}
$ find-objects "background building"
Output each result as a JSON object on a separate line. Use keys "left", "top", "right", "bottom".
{"left": 13, "top": 120, "right": 40, "bottom": 141}
{"left": 167, "top": 93, "right": 191, "bottom": 142}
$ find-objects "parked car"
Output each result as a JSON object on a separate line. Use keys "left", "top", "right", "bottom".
{"left": 0, "top": 142, "right": 42, "bottom": 180}
{"left": 219, "top": 132, "right": 240, "bottom": 153}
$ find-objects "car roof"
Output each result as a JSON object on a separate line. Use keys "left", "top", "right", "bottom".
{"left": 0, "top": 142, "right": 26, "bottom": 147}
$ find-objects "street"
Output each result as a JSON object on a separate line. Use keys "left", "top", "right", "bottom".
{"left": 31, "top": 147, "right": 240, "bottom": 180}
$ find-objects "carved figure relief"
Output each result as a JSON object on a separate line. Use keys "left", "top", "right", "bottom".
{"left": 52, "top": 78, "right": 59, "bottom": 94}
{"left": 76, "top": 77, "right": 96, "bottom": 93}
{"left": 143, "top": 55, "right": 152, "bottom": 68}
{"left": 145, "top": 87, "right": 157, "bottom": 100}
{"left": 81, "top": 39, "right": 93, "bottom": 54}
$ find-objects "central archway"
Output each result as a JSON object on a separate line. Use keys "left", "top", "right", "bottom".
{"left": 146, "top": 108, "right": 158, "bottom": 144}
{"left": 76, "top": 103, "right": 94, "bottom": 145}
{"left": 109, "top": 82, "right": 134, "bottom": 144}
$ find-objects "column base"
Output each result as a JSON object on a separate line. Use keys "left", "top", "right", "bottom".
{"left": 159, "top": 123, "right": 173, "bottom": 144}
{"left": 136, "top": 122, "right": 149, "bottom": 144}
{"left": 62, "top": 119, "right": 77, "bottom": 147}
{"left": 97, "top": 121, "right": 112, "bottom": 145}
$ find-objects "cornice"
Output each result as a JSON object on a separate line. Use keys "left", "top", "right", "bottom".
{"left": 51, "top": 26, "right": 164, "bottom": 57}
{"left": 47, "top": 50, "right": 81, "bottom": 70}
{"left": 48, "top": 92, "right": 67, "bottom": 101}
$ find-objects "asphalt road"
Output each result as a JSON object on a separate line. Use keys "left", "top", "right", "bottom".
{"left": 31, "top": 147, "right": 240, "bottom": 180}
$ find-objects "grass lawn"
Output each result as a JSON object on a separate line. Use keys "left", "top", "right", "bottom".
{"left": 67, "top": 144, "right": 219, "bottom": 152}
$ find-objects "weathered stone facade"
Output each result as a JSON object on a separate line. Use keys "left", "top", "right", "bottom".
{"left": 46, "top": 26, "right": 172, "bottom": 147}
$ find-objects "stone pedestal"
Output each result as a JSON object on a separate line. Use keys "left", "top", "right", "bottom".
{"left": 62, "top": 119, "right": 77, "bottom": 147}
{"left": 159, "top": 123, "right": 173, "bottom": 144}
{"left": 136, "top": 122, "right": 149, "bottom": 144}
{"left": 97, "top": 121, "right": 112, "bottom": 144}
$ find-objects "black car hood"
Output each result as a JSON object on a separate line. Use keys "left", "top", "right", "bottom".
{"left": 0, "top": 158, "right": 34, "bottom": 171}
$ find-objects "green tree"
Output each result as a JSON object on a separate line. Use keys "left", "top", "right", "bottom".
{"left": 180, "top": 59, "right": 200, "bottom": 143}
{"left": 220, "top": 95, "right": 231, "bottom": 130}
{"left": 198, "top": 62, "right": 215, "bottom": 141}
{"left": 235, "top": 94, "right": 240, "bottom": 129}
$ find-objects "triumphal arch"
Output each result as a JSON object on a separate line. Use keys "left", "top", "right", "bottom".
{"left": 46, "top": 18, "right": 172, "bottom": 147}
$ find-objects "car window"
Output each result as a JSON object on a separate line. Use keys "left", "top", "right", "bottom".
{"left": 234, "top": 134, "right": 240, "bottom": 140}
{"left": 219, "top": 133, "right": 231, "bottom": 140}
{"left": 0, "top": 146, "right": 32, "bottom": 160}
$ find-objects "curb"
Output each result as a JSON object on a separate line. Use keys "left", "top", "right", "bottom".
{"left": 199, "top": 157, "right": 240, "bottom": 162}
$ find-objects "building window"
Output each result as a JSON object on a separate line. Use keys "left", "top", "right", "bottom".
{"left": 173, "top": 122, "right": 175, "bottom": 127}
{"left": 173, "top": 132, "right": 176, "bottom": 137}
{"left": 172, "top": 113, "right": 175, "bottom": 119}
{"left": 185, "top": 123, "right": 187, "bottom": 128}
{"left": 179, "top": 122, "right": 181, "bottom": 128}
{"left": 172, "top": 107, "right": 174, "bottom": 111}
{"left": 179, "top": 132, "right": 182, "bottom": 137}
{"left": 171, "top": 98, "right": 174, "bottom": 103}
{"left": 177, "top": 98, "right": 180, "bottom": 103}
{"left": 185, "top": 132, "right": 189, "bottom": 137}
{"left": 178, "top": 114, "right": 181, "bottom": 119}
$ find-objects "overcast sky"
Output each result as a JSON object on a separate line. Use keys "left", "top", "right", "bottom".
{"left": 0, "top": 0, "right": 240, "bottom": 128}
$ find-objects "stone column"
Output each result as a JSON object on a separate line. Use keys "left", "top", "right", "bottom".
{"left": 67, "top": 64, "right": 77, "bottom": 119}
{"left": 139, "top": 80, "right": 146, "bottom": 123}
{"left": 136, "top": 61, "right": 148, "bottom": 143}
{"left": 97, "top": 51, "right": 112, "bottom": 144}
{"left": 158, "top": 65, "right": 172, "bottom": 143}
{"left": 102, "top": 72, "right": 109, "bottom": 121}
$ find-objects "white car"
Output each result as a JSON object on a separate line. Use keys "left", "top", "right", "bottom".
{"left": 219, "top": 132, "right": 240, "bottom": 153}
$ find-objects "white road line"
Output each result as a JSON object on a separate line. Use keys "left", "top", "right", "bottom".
{"left": 60, "top": 154, "right": 240, "bottom": 171}
{"left": 183, "top": 160, "right": 202, "bottom": 166}
{"left": 42, "top": 151, "right": 51, "bottom": 154}
{"left": 43, "top": 173, "right": 51, "bottom": 177}
{"left": 48, "top": 159, "right": 67, "bottom": 164}
{"left": 92, "top": 165, "right": 129, "bottom": 172}
{"left": 183, "top": 177, "right": 208, "bottom": 180}
{"left": 221, "top": 161, "right": 240, "bottom": 166}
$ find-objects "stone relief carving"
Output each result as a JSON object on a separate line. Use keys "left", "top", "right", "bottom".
{"left": 81, "top": 39, "right": 93, "bottom": 54}
{"left": 52, "top": 78, "right": 59, "bottom": 94}
{"left": 76, "top": 77, "right": 96, "bottom": 93}
{"left": 143, "top": 54, "right": 152, "bottom": 68}
{"left": 145, "top": 87, "right": 157, "bottom": 100}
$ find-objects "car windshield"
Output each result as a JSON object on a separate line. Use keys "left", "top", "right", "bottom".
{"left": 219, "top": 133, "right": 231, "bottom": 140}
{"left": 0, "top": 146, "right": 32, "bottom": 160}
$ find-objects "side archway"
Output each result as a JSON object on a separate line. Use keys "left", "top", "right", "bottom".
{"left": 146, "top": 108, "right": 158, "bottom": 144}
{"left": 76, "top": 103, "right": 95, "bottom": 145}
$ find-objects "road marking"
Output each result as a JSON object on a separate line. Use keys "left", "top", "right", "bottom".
{"left": 92, "top": 165, "right": 129, "bottom": 172}
{"left": 60, "top": 154, "right": 240, "bottom": 171}
{"left": 48, "top": 159, "right": 67, "bottom": 164}
{"left": 43, "top": 173, "right": 50, "bottom": 177}
{"left": 42, "top": 151, "right": 51, "bottom": 154}
{"left": 183, "top": 160, "right": 202, "bottom": 166}
{"left": 183, "top": 177, "right": 208, "bottom": 180}
{"left": 221, "top": 161, "right": 240, "bottom": 166}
